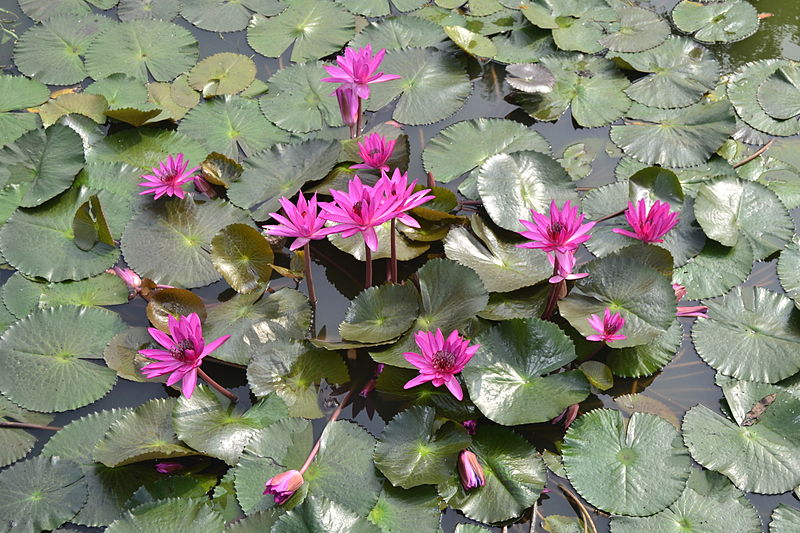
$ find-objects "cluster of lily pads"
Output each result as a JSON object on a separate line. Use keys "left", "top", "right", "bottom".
{"left": 1, "top": 0, "right": 800, "bottom": 532}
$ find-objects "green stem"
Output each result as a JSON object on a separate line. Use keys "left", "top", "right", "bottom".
{"left": 365, "top": 244, "right": 372, "bottom": 288}
{"left": 303, "top": 243, "right": 317, "bottom": 308}
{"left": 299, "top": 389, "right": 355, "bottom": 474}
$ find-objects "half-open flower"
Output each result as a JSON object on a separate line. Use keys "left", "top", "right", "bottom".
{"left": 335, "top": 85, "right": 359, "bottom": 128}
{"left": 548, "top": 250, "right": 589, "bottom": 284}
{"left": 351, "top": 133, "right": 396, "bottom": 173}
{"left": 138, "top": 153, "right": 200, "bottom": 200}
{"left": 263, "top": 469, "right": 304, "bottom": 505}
{"left": 613, "top": 199, "right": 679, "bottom": 243}
{"left": 586, "top": 308, "right": 627, "bottom": 343}
{"left": 403, "top": 329, "right": 479, "bottom": 401}
{"left": 458, "top": 450, "right": 485, "bottom": 491}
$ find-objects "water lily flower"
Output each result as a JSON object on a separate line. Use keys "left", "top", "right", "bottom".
{"left": 517, "top": 200, "right": 595, "bottom": 256}
{"left": 586, "top": 308, "right": 627, "bottom": 343}
{"left": 462, "top": 420, "right": 477, "bottom": 435}
{"left": 458, "top": 450, "right": 485, "bottom": 491}
{"left": 265, "top": 193, "right": 332, "bottom": 251}
{"left": 139, "top": 313, "right": 231, "bottom": 399}
{"left": 376, "top": 168, "right": 435, "bottom": 228}
{"left": 263, "top": 469, "right": 304, "bottom": 505}
{"left": 677, "top": 305, "right": 709, "bottom": 318}
{"left": 351, "top": 133, "right": 396, "bottom": 173}
{"left": 106, "top": 266, "right": 142, "bottom": 299}
{"left": 322, "top": 44, "right": 401, "bottom": 100}
{"left": 138, "top": 154, "right": 200, "bottom": 199}
{"left": 613, "top": 199, "right": 679, "bottom": 243}
{"left": 335, "top": 85, "right": 359, "bottom": 129}
{"left": 403, "top": 329, "right": 480, "bottom": 401}
{"left": 548, "top": 250, "right": 589, "bottom": 284}
{"left": 552, "top": 404, "right": 580, "bottom": 429}
{"left": 672, "top": 283, "right": 688, "bottom": 301}
{"left": 154, "top": 462, "right": 184, "bottom": 474}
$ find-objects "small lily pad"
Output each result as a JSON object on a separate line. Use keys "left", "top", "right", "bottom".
{"left": 728, "top": 59, "right": 800, "bottom": 137}
{"left": 211, "top": 224, "right": 274, "bottom": 294}
{"left": 599, "top": 6, "right": 670, "bottom": 53}
{"left": 188, "top": 53, "right": 257, "bottom": 98}
{"left": 181, "top": 0, "right": 287, "bottom": 32}
{"left": 0, "top": 395, "right": 55, "bottom": 468}
{"left": 672, "top": 0, "right": 758, "bottom": 44}
{"left": 340, "top": 283, "right": 419, "bottom": 344}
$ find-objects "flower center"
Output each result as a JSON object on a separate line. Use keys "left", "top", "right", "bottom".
{"left": 170, "top": 339, "right": 195, "bottom": 362}
{"left": 368, "top": 148, "right": 381, "bottom": 156}
{"left": 352, "top": 200, "right": 363, "bottom": 217}
{"left": 431, "top": 350, "right": 457, "bottom": 371}
{"left": 548, "top": 221, "right": 565, "bottom": 239}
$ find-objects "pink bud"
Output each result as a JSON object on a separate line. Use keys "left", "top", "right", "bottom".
{"left": 263, "top": 469, "right": 304, "bottom": 504}
{"left": 154, "top": 462, "right": 184, "bottom": 474}
{"left": 458, "top": 450, "right": 485, "bottom": 491}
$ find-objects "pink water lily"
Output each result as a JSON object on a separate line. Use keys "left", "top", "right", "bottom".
{"left": 155, "top": 462, "right": 184, "bottom": 474}
{"left": 335, "top": 85, "right": 359, "bottom": 129}
{"left": 351, "top": 133, "right": 396, "bottom": 173}
{"left": 263, "top": 469, "right": 304, "bottom": 505}
{"left": 265, "top": 193, "right": 332, "bottom": 251}
{"left": 548, "top": 250, "right": 589, "bottom": 284}
{"left": 586, "top": 308, "right": 627, "bottom": 343}
{"left": 517, "top": 200, "right": 595, "bottom": 255}
{"left": 376, "top": 168, "right": 434, "bottom": 228}
{"left": 458, "top": 450, "right": 485, "bottom": 491}
{"left": 677, "top": 305, "right": 709, "bottom": 318}
{"left": 322, "top": 44, "right": 401, "bottom": 100}
{"left": 613, "top": 199, "right": 679, "bottom": 243}
{"left": 138, "top": 154, "right": 200, "bottom": 199}
{"left": 139, "top": 313, "right": 230, "bottom": 398}
{"left": 552, "top": 404, "right": 580, "bottom": 429}
{"left": 403, "top": 329, "right": 479, "bottom": 401}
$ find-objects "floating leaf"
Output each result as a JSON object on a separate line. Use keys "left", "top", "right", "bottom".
{"left": 0, "top": 395, "right": 54, "bottom": 468}
{"left": 671, "top": 0, "right": 758, "bottom": 44}
{"left": 492, "top": 26, "right": 556, "bottom": 64}
{"left": 505, "top": 62, "right": 556, "bottom": 93}
{"left": 118, "top": 0, "right": 180, "bottom": 21}
{"left": 349, "top": 15, "right": 444, "bottom": 50}
{"left": 211, "top": 224, "right": 273, "bottom": 294}
{"left": 187, "top": 53, "right": 256, "bottom": 98}
{"left": 673, "top": 238, "right": 754, "bottom": 300}
{"left": 778, "top": 237, "right": 800, "bottom": 305}
{"left": 758, "top": 64, "right": 800, "bottom": 120}
{"left": 605, "top": 320, "right": 682, "bottom": 378}
{"left": 613, "top": 393, "right": 680, "bottom": 429}
{"left": 463, "top": 318, "right": 589, "bottom": 424}
{"left": 599, "top": 6, "right": 670, "bottom": 53}
{"left": 340, "top": 284, "right": 419, "bottom": 344}
{"left": 328, "top": 218, "right": 430, "bottom": 261}
{"left": 103, "top": 327, "right": 156, "bottom": 382}
{"left": 121, "top": 196, "right": 254, "bottom": 288}
{"left": 444, "top": 26, "right": 497, "bottom": 58}
{"left": 247, "top": 0, "right": 355, "bottom": 62}
{"left": 0, "top": 75, "right": 50, "bottom": 111}
{"left": 563, "top": 409, "right": 690, "bottom": 516}
{"left": 272, "top": 495, "right": 381, "bottom": 533}
{"left": 201, "top": 152, "right": 243, "bottom": 188}
{"left": 367, "top": 483, "right": 441, "bottom": 533}
{"left": 88, "top": 128, "right": 207, "bottom": 171}
{"left": 181, "top": 0, "right": 287, "bottom": 32}
{"left": 38, "top": 93, "right": 108, "bottom": 128}
{"left": 145, "top": 288, "right": 207, "bottom": 332}
{"left": 770, "top": 505, "right": 800, "bottom": 533}
{"left": 728, "top": 59, "right": 800, "bottom": 137}
{"left": 73, "top": 194, "right": 114, "bottom": 251}
{"left": 106, "top": 498, "right": 225, "bottom": 533}
{"left": 0, "top": 306, "right": 123, "bottom": 412}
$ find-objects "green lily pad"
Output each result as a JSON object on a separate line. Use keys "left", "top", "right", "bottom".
{"left": 477, "top": 150, "right": 576, "bottom": 232}
{"left": 444, "top": 26, "right": 497, "bottom": 58}
{"left": 672, "top": 0, "right": 758, "bottom": 44}
{"left": 611, "top": 469, "right": 761, "bottom": 533}
{"left": 692, "top": 286, "right": 800, "bottom": 383}
{"left": 770, "top": 505, "right": 800, "bottom": 533}
{"left": 367, "top": 483, "right": 441, "bottom": 532}
{"left": 118, "top": 0, "right": 180, "bottom": 21}
{"left": 145, "top": 288, "right": 207, "bottom": 333}
{"left": 0, "top": 305, "right": 123, "bottom": 412}
{"left": 211, "top": 223, "right": 273, "bottom": 294}
{"left": 478, "top": 284, "right": 548, "bottom": 321}
{"left": 374, "top": 406, "right": 471, "bottom": 489}
{"left": 492, "top": 26, "right": 556, "bottom": 64}
{"left": 272, "top": 495, "right": 381, "bottom": 533}
{"left": 3, "top": 272, "right": 128, "bottom": 318}
{"left": 694, "top": 176, "right": 793, "bottom": 260}
{"left": 106, "top": 498, "right": 225, "bottom": 533}
{"left": 559, "top": 255, "right": 677, "bottom": 348}
{"left": 599, "top": 6, "right": 670, "bottom": 53}
{"left": 366, "top": 48, "right": 472, "bottom": 126}
{"left": 558, "top": 140, "right": 600, "bottom": 180}
{"left": 88, "top": 128, "right": 207, "bottom": 171}
{"left": 673, "top": 238, "right": 754, "bottom": 300}
{"left": 327, "top": 218, "right": 431, "bottom": 261}
{"left": 85, "top": 20, "right": 198, "bottom": 82}
{"left": 247, "top": 339, "right": 349, "bottom": 418}
{"left": 340, "top": 283, "right": 419, "bottom": 344}
{"left": 0, "top": 113, "right": 40, "bottom": 149}
{"left": 444, "top": 215, "right": 552, "bottom": 292}
{"left": 85, "top": 74, "right": 149, "bottom": 111}
{"left": 200, "top": 152, "right": 243, "bottom": 188}
{"left": 0, "top": 456, "right": 88, "bottom": 533}
{"left": 18, "top": 0, "right": 98, "bottom": 20}
{"left": 605, "top": 319, "right": 682, "bottom": 378}
{"left": 13, "top": 15, "right": 115, "bottom": 85}
{"left": 758, "top": 64, "right": 800, "bottom": 120}
{"left": 121, "top": 196, "right": 253, "bottom": 288}
{"left": 93, "top": 398, "right": 197, "bottom": 467}
{"left": 0, "top": 395, "right": 55, "bottom": 468}
{"left": 728, "top": 59, "right": 800, "bottom": 137}
{"left": 181, "top": 0, "right": 287, "bottom": 32}
{"left": 612, "top": 36, "right": 719, "bottom": 109}
{"left": 610, "top": 100, "right": 736, "bottom": 168}
{"left": 44, "top": 408, "right": 133, "bottom": 465}
{"left": 438, "top": 425, "right": 547, "bottom": 523}
{"left": 103, "top": 327, "right": 157, "bottom": 382}
{"left": 563, "top": 409, "right": 690, "bottom": 516}
{"left": 37, "top": 92, "right": 109, "bottom": 128}
{"left": 778, "top": 237, "right": 800, "bottom": 304}
{"left": 227, "top": 139, "right": 340, "bottom": 220}
{"left": 247, "top": 0, "right": 354, "bottom": 62}
{"left": 350, "top": 15, "right": 444, "bottom": 50}
{"left": 174, "top": 386, "right": 288, "bottom": 465}
{"left": 186, "top": 53, "right": 257, "bottom": 98}
{"left": 0, "top": 75, "right": 50, "bottom": 111}
{"left": 463, "top": 318, "right": 590, "bottom": 424}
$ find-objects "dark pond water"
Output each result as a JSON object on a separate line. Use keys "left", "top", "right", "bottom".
{"left": 0, "top": 0, "right": 799, "bottom": 531}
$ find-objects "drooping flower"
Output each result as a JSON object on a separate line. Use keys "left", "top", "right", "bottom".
{"left": 138, "top": 313, "right": 230, "bottom": 398}
{"left": 376, "top": 168, "right": 434, "bottom": 228}
{"left": 106, "top": 266, "right": 142, "bottom": 299}
{"left": 403, "top": 329, "right": 479, "bottom": 401}
{"left": 138, "top": 154, "right": 200, "bottom": 199}
{"left": 672, "top": 283, "right": 688, "bottom": 301}
{"left": 586, "top": 308, "right": 627, "bottom": 343}
{"left": 322, "top": 45, "right": 401, "bottom": 100}
{"left": 517, "top": 200, "right": 595, "bottom": 256}
{"left": 458, "top": 450, "right": 485, "bottom": 491}
{"left": 351, "top": 133, "right": 396, "bottom": 172}
{"left": 265, "top": 193, "right": 332, "bottom": 251}
{"left": 677, "top": 305, "right": 709, "bottom": 318}
{"left": 552, "top": 404, "right": 580, "bottom": 429}
{"left": 319, "top": 175, "right": 397, "bottom": 252}
{"left": 547, "top": 250, "right": 589, "bottom": 284}
{"left": 155, "top": 462, "right": 184, "bottom": 474}
{"left": 613, "top": 199, "right": 679, "bottom": 243}
{"left": 462, "top": 420, "right": 477, "bottom": 435}
{"left": 334, "top": 85, "right": 359, "bottom": 128}
{"left": 263, "top": 469, "right": 304, "bottom": 505}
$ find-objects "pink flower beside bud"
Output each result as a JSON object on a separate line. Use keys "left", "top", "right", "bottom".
{"left": 263, "top": 469, "right": 304, "bottom": 505}
{"left": 458, "top": 450, "right": 485, "bottom": 491}
{"left": 462, "top": 420, "right": 477, "bottom": 435}
{"left": 613, "top": 199, "right": 679, "bottom": 244}
{"left": 351, "top": 133, "right": 396, "bottom": 173}
{"left": 586, "top": 308, "right": 627, "bottom": 343}
{"left": 551, "top": 404, "right": 579, "bottom": 429}
{"left": 154, "top": 462, "right": 184, "bottom": 474}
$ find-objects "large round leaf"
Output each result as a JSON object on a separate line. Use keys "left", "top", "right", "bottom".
{"left": 605, "top": 320, "right": 682, "bottom": 378}
{"left": 367, "top": 483, "right": 440, "bottom": 532}
{"left": 673, "top": 238, "right": 754, "bottom": 300}
{"left": 247, "top": 0, "right": 354, "bottom": 63}
{"left": 692, "top": 286, "right": 800, "bottom": 383}
{"left": 671, "top": 0, "right": 758, "bottom": 44}
{"left": 559, "top": 255, "right": 677, "bottom": 348}
{"left": 728, "top": 59, "right": 800, "bottom": 137}
{"left": 598, "top": 6, "right": 669, "bottom": 53}
{"left": 477, "top": 150, "right": 576, "bottom": 232}
{"left": 563, "top": 409, "right": 690, "bottom": 516}
{"left": 85, "top": 20, "right": 199, "bottom": 82}
{"left": 118, "top": 0, "right": 180, "bottom": 21}
{"left": 121, "top": 196, "right": 253, "bottom": 288}
{"left": 758, "top": 64, "right": 800, "bottom": 120}
{"left": 463, "top": 318, "right": 590, "bottom": 425}
{"left": 373, "top": 406, "right": 470, "bottom": 489}
{"left": 0, "top": 456, "right": 88, "bottom": 532}
{"left": 437, "top": 425, "right": 547, "bottom": 523}
{"left": 181, "top": 0, "right": 287, "bottom": 32}
{"left": 211, "top": 223, "right": 273, "bottom": 294}
{"left": 0, "top": 305, "right": 123, "bottom": 412}
{"left": 349, "top": 15, "right": 444, "bottom": 50}
{"left": 339, "top": 283, "right": 419, "bottom": 343}
{"left": 0, "top": 395, "right": 54, "bottom": 468}
{"left": 272, "top": 495, "right": 381, "bottom": 533}
{"left": 365, "top": 48, "right": 472, "bottom": 126}
{"left": 771, "top": 505, "right": 800, "bottom": 533}
{"left": 106, "top": 498, "right": 225, "bottom": 533}
{"left": 0, "top": 75, "right": 49, "bottom": 111}
{"left": 187, "top": 53, "right": 257, "bottom": 97}
{"left": 87, "top": 128, "right": 207, "bottom": 171}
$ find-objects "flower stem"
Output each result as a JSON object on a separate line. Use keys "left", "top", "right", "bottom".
{"left": 0, "top": 421, "right": 62, "bottom": 431}
{"left": 390, "top": 219, "right": 398, "bottom": 283}
{"left": 365, "top": 244, "right": 373, "bottom": 288}
{"left": 197, "top": 368, "right": 238, "bottom": 403}
{"left": 356, "top": 98, "right": 363, "bottom": 138}
{"left": 303, "top": 243, "right": 317, "bottom": 308}
{"left": 299, "top": 389, "right": 355, "bottom": 475}
{"left": 541, "top": 263, "right": 563, "bottom": 321}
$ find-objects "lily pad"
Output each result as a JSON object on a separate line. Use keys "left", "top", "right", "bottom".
{"left": 758, "top": 64, "right": 800, "bottom": 120}
{"left": 444, "top": 26, "right": 497, "bottom": 58}
{"left": 778, "top": 237, "right": 800, "bottom": 304}
{"left": 0, "top": 75, "right": 50, "bottom": 111}
{"left": 728, "top": 59, "right": 800, "bottom": 137}
{"left": 3, "top": 272, "right": 129, "bottom": 318}
{"left": 605, "top": 320, "right": 682, "bottom": 378}
{"left": 671, "top": 0, "right": 758, "bottom": 44}
{"left": 563, "top": 409, "right": 690, "bottom": 516}
{"left": 0, "top": 395, "right": 55, "bottom": 468}
{"left": 38, "top": 92, "right": 109, "bottom": 128}
{"left": 181, "top": 0, "right": 287, "bottom": 32}
{"left": 692, "top": 286, "right": 800, "bottom": 383}
{"left": 349, "top": 15, "right": 444, "bottom": 50}
{"left": 211, "top": 223, "right": 273, "bottom": 294}
{"left": 103, "top": 327, "right": 157, "bottom": 382}
{"left": 106, "top": 498, "right": 225, "bottom": 533}
{"left": 118, "top": 0, "right": 180, "bottom": 21}
{"left": 328, "top": 219, "right": 430, "bottom": 261}
{"left": 340, "top": 283, "right": 419, "bottom": 344}
{"left": 247, "top": 0, "right": 355, "bottom": 63}
{"left": 0, "top": 306, "right": 123, "bottom": 412}
{"left": 463, "top": 318, "right": 590, "bottom": 424}
{"left": 599, "top": 6, "right": 670, "bottom": 53}
{"left": 88, "top": 128, "right": 207, "bottom": 171}
{"left": 187, "top": 53, "right": 257, "bottom": 98}
{"left": 492, "top": 26, "right": 556, "bottom": 64}
{"left": 367, "top": 483, "right": 441, "bottom": 532}
{"left": 673, "top": 238, "right": 754, "bottom": 300}
{"left": 272, "top": 495, "right": 381, "bottom": 533}
{"left": 121, "top": 196, "right": 254, "bottom": 288}
{"left": 145, "top": 288, "right": 207, "bottom": 333}
{"left": 770, "top": 505, "right": 800, "bottom": 533}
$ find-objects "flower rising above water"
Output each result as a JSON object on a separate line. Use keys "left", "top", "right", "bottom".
{"left": 586, "top": 308, "right": 627, "bottom": 343}
{"left": 265, "top": 193, "right": 332, "bottom": 251}
{"left": 458, "top": 450, "right": 485, "bottom": 491}
{"left": 403, "top": 329, "right": 479, "bottom": 401}
{"left": 613, "top": 199, "right": 679, "bottom": 243}
{"left": 138, "top": 154, "right": 200, "bottom": 200}
{"left": 351, "top": 133, "right": 396, "bottom": 173}
{"left": 376, "top": 168, "right": 434, "bottom": 228}
{"left": 263, "top": 469, "right": 304, "bottom": 505}
{"left": 322, "top": 44, "right": 401, "bottom": 100}
{"left": 517, "top": 200, "right": 595, "bottom": 256}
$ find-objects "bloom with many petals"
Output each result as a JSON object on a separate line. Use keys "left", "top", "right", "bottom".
{"left": 265, "top": 193, "right": 332, "bottom": 250}
{"left": 322, "top": 45, "right": 401, "bottom": 100}
{"left": 138, "top": 154, "right": 199, "bottom": 199}
{"left": 458, "top": 450, "right": 485, "bottom": 491}
{"left": 403, "top": 329, "right": 479, "bottom": 401}
{"left": 518, "top": 201, "right": 595, "bottom": 256}
{"left": 319, "top": 176, "right": 397, "bottom": 252}
{"left": 613, "top": 199, "right": 679, "bottom": 243}
{"left": 351, "top": 133, "right": 396, "bottom": 173}
{"left": 586, "top": 308, "right": 627, "bottom": 343}
{"left": 139, "top": 313, "right": 230, "bottom": 398}
{"left": 376, "top": 168, "right": 434, "bottom": 228}
{"left": 263, "top": 470, "right": 304, "bottom": 505}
